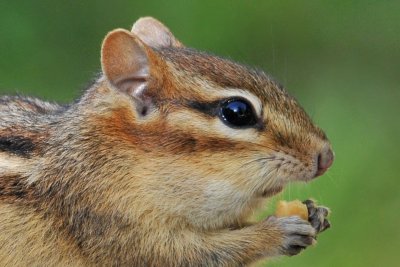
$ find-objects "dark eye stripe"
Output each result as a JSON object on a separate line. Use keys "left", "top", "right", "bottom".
{"left": 0, "top": 136, "right": 36, "bottom": 158}
{"left": 186, "top": 100, "right": 220, "bottom": 117}
{"left": 186, "top": 98, "right": 264, "bottom": 130}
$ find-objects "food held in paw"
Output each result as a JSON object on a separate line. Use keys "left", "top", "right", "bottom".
{"left": 275, "top": 200, "right": 308, "bottom": 220}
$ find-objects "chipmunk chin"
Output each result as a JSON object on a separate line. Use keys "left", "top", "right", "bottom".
{"left": 258, "top": 172, "right": 316, "bottom": 198}
{"left": 260, "top": 186, "right": 283, "bottom": 198}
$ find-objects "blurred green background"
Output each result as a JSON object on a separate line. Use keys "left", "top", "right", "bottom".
{"left": 0, "top": 1, "right": 398, "bottom": 266}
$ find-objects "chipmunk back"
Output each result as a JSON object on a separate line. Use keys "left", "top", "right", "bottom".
{"left": 0, "top": 17, "right": 333, "bottom": 266}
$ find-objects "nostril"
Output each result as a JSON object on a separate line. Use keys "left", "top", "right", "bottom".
{"left": 316, "top": 147, "right": 334, "bottom": 177}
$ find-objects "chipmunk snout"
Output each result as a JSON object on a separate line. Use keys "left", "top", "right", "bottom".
{"left": 315, "top": 145, "right": 334, "bottom": 177}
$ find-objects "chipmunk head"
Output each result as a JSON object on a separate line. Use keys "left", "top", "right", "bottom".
{"left": 90, "top": 17, "right": 333, "bottom": 229}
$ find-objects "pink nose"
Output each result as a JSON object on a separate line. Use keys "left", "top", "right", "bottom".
{"left": 315, "top": 146, "right": 334, "bottom": 177}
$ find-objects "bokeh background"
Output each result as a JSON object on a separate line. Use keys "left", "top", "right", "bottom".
{"left": 0, "top": 1, "right": 398, "bottom": 266}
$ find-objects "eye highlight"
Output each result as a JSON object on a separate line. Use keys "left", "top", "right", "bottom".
{"left": 219, "top": 98, "right": 258, "bottom": 128}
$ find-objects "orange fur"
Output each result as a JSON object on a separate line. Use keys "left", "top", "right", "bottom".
{"left": 0, "top": 17, "right": 333, "bottom": 266}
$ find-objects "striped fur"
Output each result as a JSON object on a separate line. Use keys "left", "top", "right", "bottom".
{"left": 0, "top": 17, "right": 332, "bottom": 266}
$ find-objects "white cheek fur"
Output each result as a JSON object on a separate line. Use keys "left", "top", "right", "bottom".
{"left": 0, "top": 153, "right": 30, "bottom": 174}
{"left": 200, "top": 180, "right": 250, "bottom": 222}
{"left": 203, "top": 180, "right": 245, "bottom": 208}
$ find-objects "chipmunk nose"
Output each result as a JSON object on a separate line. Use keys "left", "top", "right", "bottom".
{"left": 315, "top": 146, "right": 334, "bottom": 177}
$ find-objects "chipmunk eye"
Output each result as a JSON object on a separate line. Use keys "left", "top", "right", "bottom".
{"left": 219, "top": 98, "right": 257, "bottom": 128}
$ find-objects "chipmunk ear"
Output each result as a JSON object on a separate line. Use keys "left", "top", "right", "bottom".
{"left": 131, "top": 17, "right": 184, "bottom": 48}
{"left": 101, "top": 29, "right": 156, "bottom": 116}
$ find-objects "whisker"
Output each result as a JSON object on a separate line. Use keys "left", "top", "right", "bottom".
{"left": 324, "top": 171, "right": 339, "bottom": 188}
{"left": 257, "top": 144, "right": 281, "bottom": 154}
{"left": 236, "top": 157, "right": 280, "bottom": 172}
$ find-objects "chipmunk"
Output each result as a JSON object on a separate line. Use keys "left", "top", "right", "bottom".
{"left": 0, "top": 17, "right": 334, "bottom": 266}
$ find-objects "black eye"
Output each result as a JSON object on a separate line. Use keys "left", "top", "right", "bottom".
{"left": 219, "top": 98, "right": 258, "bottom": 128}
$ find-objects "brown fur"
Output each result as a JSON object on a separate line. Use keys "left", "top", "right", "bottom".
{"left": 0, "top": 17, "right": 333, "bottom": 266}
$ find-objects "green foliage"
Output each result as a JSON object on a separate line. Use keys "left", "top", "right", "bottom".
{"left": 1, "top": 1, "right": 399, "bottom": 266}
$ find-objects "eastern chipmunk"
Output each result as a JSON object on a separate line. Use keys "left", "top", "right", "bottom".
{"left": 0, "top": 17, "right": 334, "bottom": 266}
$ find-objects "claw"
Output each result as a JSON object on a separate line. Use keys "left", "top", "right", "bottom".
{"left": 302, "top": 199, "right": 331, "bottom": 234}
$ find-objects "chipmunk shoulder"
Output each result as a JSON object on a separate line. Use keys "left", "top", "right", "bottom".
{"left": 0, "top": 17, "right": 334, "bottom": 266}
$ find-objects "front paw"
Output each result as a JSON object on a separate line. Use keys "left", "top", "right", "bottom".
{"left": 269, "top": 216, "right": 316, "bottom": 256}
{"left": 303, "top": 199, "right": 331, "bottom": 233}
